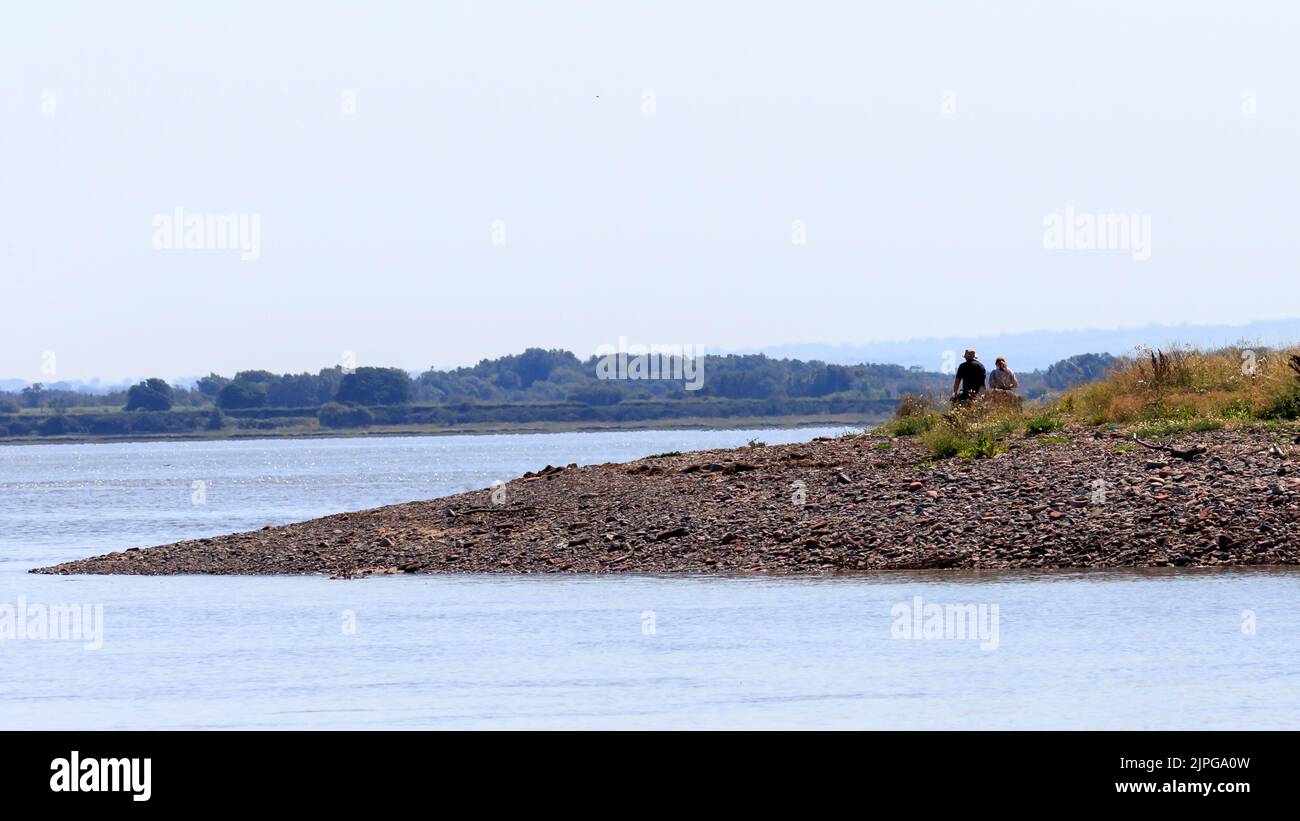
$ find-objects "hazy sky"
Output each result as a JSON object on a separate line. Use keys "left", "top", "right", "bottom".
{"left": 3, "top": 2, "right": 1298, "bottom": 382}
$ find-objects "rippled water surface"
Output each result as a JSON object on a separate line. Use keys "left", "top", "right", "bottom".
{"left": 2, "top": 428, "right": 1297, "bottom": 729}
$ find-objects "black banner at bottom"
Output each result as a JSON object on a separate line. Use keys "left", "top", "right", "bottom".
{"left": 4, "top": 730, "right": 1289, "bottom": 808}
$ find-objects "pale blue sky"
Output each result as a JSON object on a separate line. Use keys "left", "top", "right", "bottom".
{"left": 3, "top": 1, "right": 1298, "bottom": 381}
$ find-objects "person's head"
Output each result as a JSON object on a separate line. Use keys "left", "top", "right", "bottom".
{"left": 996, "top": 357, "right": 1007, "bottom": 369}
{"left": 963, "top": 349, "right": 977, "bottom": 362}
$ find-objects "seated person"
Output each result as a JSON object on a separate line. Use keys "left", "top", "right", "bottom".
{"left": 988, "top": 357, "right": 1019, "bottom": 391}
{"left": 951, "top": 349, "right": 986, "bottom": 402}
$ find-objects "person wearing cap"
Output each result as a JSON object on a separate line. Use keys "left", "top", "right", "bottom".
{"left": 951, "top": 349, "right": 986, "bottom": 403}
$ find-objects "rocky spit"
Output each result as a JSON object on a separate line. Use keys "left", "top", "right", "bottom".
{"left": 33, "top": 428, "right": 1300, "bottom": 577}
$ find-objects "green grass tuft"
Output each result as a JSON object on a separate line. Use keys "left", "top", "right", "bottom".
{"left": 1024, "top": 412, "right": 1064, "bottom": 434}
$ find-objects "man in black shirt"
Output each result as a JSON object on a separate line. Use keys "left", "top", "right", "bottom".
{"left": 952, "top": 349, "right": 986, "bottom": 403}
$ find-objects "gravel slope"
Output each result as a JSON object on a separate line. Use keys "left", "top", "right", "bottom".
{"left": 32, "top": 427, "right": 1300, "bottom": 576}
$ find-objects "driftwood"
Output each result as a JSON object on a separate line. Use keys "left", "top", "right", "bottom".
{"left": 446, "top": 505, "right": 540, "bottom": 516}
{"left": 1132, "top": 434, "right": 1207, "bottom": 462}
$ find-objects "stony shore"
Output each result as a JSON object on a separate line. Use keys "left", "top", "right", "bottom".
{"left": 33, "top": 427, "right": 1300, "bottom": 576}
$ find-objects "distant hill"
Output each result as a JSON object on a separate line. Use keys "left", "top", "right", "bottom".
{"left": 746, "top": 319, "right": 1300, "bottom": 371}
{"left": 6, "top": 318, "right": 1298, "bottom": 392}
{"left": 0, "top": 377, "right": 135, "bottom": 395}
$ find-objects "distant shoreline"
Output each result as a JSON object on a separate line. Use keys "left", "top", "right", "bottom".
{"left": 0, "top": 413, "right": 881, "bottom": 448}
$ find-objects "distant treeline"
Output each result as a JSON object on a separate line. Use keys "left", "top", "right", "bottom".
{"left": 0, "top": 350, "right": 1117, "bottom": 439}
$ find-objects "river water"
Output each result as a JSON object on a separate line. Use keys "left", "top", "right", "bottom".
{"left": 2, "top": 428, "right": 1296, "bottom": 729}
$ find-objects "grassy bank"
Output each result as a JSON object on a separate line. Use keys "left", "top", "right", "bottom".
{"left": 877, "top": 346, "right": 1300, "bottom": 458}
{"left": 0, "top": 396, "right": 897, "bottom": 445}
{"left": 0, "top": 412, "right": 884, "bottom": 447}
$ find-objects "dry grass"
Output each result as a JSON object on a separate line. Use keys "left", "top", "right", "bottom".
{"left": 1058, "top": 344, "right": 1300, "bottom": 428}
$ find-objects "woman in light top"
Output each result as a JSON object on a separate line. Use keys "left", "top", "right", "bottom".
{"left": 988, "top": 357, "right": 1019, "bottom": 392}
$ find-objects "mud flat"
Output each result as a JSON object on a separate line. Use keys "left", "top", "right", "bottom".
{"left": 33, "top": 428, "right": 1300, "bottom": 576}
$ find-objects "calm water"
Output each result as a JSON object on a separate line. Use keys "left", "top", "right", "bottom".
{"left": 1, "top": 428, "right": 1297, "bottom": 729}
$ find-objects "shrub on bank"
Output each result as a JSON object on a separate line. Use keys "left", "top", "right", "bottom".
{"left": 879, "top": 393, "right": 937, "bottom": 436}
{"left": 318, "top": 402, "right": 374, "bottom": 428}
{"left": 86, "top": 415, "right": 131, "bottom": 436}
{"left": 921, "top": 421, "right": 965, "bottom": 458}
{"left": 880, "top": 391, "right": 1029, "bottom": 458}
{"left": 38, "top": 415, "right": 81, "bottom": 436}
{"left": 1024, "top": 410, "right": 1064, "bottom": 434}
{"left": 918, "top": 402, "right": 1016, "bottom": 459}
